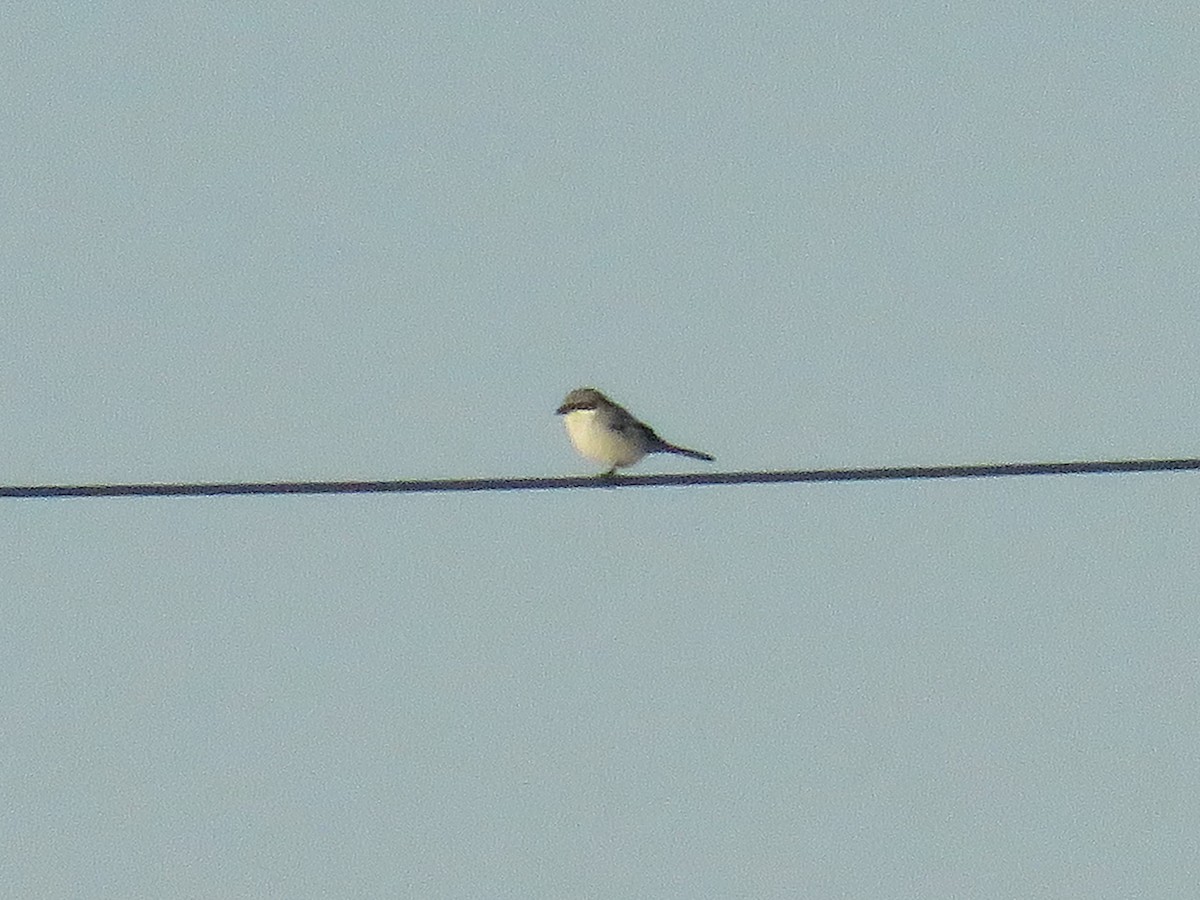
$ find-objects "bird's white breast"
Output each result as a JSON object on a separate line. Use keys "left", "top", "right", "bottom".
{"left": 562, "top": 408, "right": 646, "bottom": 468}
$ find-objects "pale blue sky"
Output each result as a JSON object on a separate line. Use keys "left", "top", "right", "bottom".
{"left": 3, "top": 3, "right": 1199, "bottom": 897}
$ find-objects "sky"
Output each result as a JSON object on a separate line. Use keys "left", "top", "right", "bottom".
{"left": 3, "top": 2, "right": 1199, "bottom": 897}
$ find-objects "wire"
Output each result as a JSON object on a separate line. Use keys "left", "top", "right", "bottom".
{"left": 1, "top": 457, "right": 1197, "bottom": 499}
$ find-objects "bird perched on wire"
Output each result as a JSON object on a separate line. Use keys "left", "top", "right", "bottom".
{"left": 555, "top": 387, "right": 715, "bottom": 475}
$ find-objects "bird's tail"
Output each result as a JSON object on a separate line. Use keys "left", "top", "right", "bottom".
{"left": 660, "top": 443, "right": 715, "bottom": 462}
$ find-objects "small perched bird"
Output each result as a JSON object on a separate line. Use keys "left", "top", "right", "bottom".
{"left": 556, "top": 387, "right": 715, "bottom": 475}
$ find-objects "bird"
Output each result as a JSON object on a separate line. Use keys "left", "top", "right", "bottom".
{"left": 555, "top": 387, "right": 715, "bottom": 475}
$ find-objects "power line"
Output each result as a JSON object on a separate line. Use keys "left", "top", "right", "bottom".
{"left": 2, "top": 456, "right": 1197, "bottom": 499}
